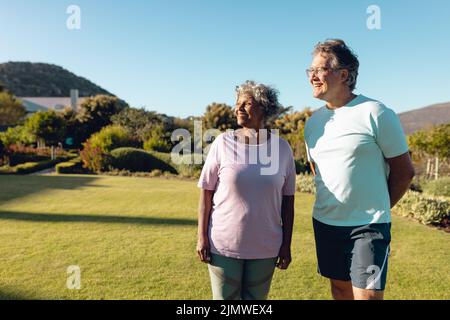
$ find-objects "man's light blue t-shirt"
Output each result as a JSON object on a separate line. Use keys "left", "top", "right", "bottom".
{"left": 304, "top": 95, "right": 409, "bottom": 227}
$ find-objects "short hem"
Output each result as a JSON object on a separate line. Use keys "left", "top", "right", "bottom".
{"left": 351, "top": 282, "right": 386, "bottom": 292}
{"left": 317, "top": 270, "right": 351, "bottom": 282}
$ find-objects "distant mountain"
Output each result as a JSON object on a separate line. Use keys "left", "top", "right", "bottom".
{"left": 399, "top": 102, "right": 450, "bottom": 135}
{"left": 0, "top": 62, "right": 113, "bottom": 97}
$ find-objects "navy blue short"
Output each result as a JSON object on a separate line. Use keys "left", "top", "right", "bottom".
{"left": 313, "top": 218, "right": 391, "bottom": 291}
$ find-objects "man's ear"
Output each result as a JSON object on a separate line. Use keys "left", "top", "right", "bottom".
{"left": 340, "top": 69, "right": 349, "bottom": 84}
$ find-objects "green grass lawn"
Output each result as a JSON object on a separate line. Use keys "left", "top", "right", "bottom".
{"left": 0, "top": 174, "right": 449, "bottom": 300}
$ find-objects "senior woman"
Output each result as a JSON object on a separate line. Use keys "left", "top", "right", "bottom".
{"left": 196, "top": 80, "right": 296, "bottom": 300}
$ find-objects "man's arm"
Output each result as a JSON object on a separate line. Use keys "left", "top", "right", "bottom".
{"left": 309, "top": 161, "right": 316, "bottom": 176}
{"left": 386, "top": 152, "right": 415, "bottom": 208}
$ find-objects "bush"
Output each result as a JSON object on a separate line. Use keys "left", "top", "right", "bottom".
{"left": 148, "top": 150, "right": 204, "bottom": 178}
{"left": 6, "top": 145, "right": 73, "bottom": 166}
{"left": 294, "top": 159, "right": 312, "bottom": 174}
{"left": 149, "top": 169, "right": 163, "bottom": 177}
{"left": 143, "top": 136, "right": 171, "bottom": 153}
{"left": 88, "top": 125, "right": 135, "bottom": 153}
{"left": 0, "top": 155, "right": 76, "bottom": 174}
{"left": 9, "top": 153, "right": 49, "bottom": 166}
{"left": 80, "top": 141, "right": 112, "bottom": 173}
{"left": 109, "top": 147, "right": 177, "bottom": 173}
{"left": 0, "top": 140, "right": 4, "bottom": 166}
{"left": 422, "top": 177, "right": 450, "bottom": 197}
{"left": 173, "top": 153, "right": 203, "bottom": 178}
{"left": 296, "top": 173, "right": 316, "bottom": 194}
{"left": 80, "top": 125, "right": 135, "bottom": 173}
{"left": 395, "top": 191, "right": 449, "bottom": 225}
{"left": 14, "top": 160, "right": 55, "bottom": 174}
{"left": 100, "top": 169, "right": 174, "bottom": 179}
{"left": 0, "top": 125, "right": 34, "bottom": 147}
{"left": 55, "top": 157, "right": 84, "bottom": 174}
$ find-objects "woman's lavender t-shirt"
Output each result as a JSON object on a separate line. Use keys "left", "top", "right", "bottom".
{"left": 197, "top": 131, "right": 296, "bottom": 259}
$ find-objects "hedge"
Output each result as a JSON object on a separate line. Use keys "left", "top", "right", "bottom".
{"left": 55, "top": 157, "right": 85, "bottom": 174}
{"left": 109, "top": 148, "right": 177, "bottom": 173}
{"left": 422, "top": 177, "right": 450, "bottom": 198}
{"left": 0, "top": 156, "right": 76, "bottom": 174}
{"left": 395, "top": 191, "right": 449, "bottom": 225}
{"left": 9, "top": 153, "right": 49, "bottom": 166}
{"left": 148, "top": 150, "right": 203, "bottom": 178}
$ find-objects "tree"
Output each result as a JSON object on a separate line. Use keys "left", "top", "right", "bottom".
{"left": 61, "top": 107, "right": 85, "bottom": 148}
{"left": 0, "top": 125, "right": 34, "bottom": 147}
{"left": 111, "top": 107, "right": 162, "bottom": 142}
{"left": 143, "top": 124, "right": 172, "bottom": 152}
{"left": 408, "top": 124, "right": 450, "bottom": 179}
{"left": 203, "top": 103, "right": 238, "bottom": 131}
{"left": 428, "top": 124, "right": 450, "bottom": 159}
{"left": 408, "top": 124, "right": 450, "bottom": 159}
{"left": 0, "top": 91, "right": 26, "bottom": 126}
{"left": 76, "top": 95, "right": 127, "bottom": 142}
{"left": 273, "top": 108, "right": 313, "bottom": 160}
{"left": 408, "top": 130, "right": 429, "bottom": 159}
{"left": 24, "top": 111, "right": 66, "bottom": 147}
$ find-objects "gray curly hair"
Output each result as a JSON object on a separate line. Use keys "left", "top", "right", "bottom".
{"left": 235, "top": 80, "right": 282, "bottom": 118}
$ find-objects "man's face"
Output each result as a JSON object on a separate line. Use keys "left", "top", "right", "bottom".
{"left": 309, "top": 54, "right": 342, "bottom": 101}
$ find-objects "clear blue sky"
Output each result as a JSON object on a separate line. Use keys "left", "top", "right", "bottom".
{"left": 1, "top": 0, "right": 449, "bottom": 118}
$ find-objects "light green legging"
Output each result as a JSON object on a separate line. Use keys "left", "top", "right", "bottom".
{"left": 208, "top": 253, "right": 278, "bottom": 300}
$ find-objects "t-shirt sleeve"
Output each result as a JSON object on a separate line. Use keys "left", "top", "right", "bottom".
{"left": 197, "top": 136, "right": 221, "bottom": 190}
{"left": 305, "top": 141, "right": 312, "bottom": 162}
{"left": 282, "top": 146, "right": 297, "bottom": 196}
{"left": 375, "top": 108, "right": 409, "bottom": 159}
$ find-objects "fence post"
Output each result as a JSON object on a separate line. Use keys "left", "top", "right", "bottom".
{"left": 435, "top": 156, "right": 439, "bottom": 180}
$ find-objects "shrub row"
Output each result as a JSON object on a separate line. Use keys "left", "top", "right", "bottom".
{"left": 101, "top": 169, "right": 180, "bottom": 179}
{"left": 422, "top": 177, "right": 450, "bottom": 198}
{"left": 55, "top": 157, "right": 85, "bottom": 174}
{"left": 0, "top": 156, "right": 77, "bottom": 174}
{"left": 9, "top": 153, "right": 49, "bottom": 166}
{"left": 109, "top": 148, "right": 178, "bottom": 174}
{"left": 296, "top": 173, "right": 316, "bottom": 194}
{"left": 395, "top": 191, "right": 449, "bottom": 225}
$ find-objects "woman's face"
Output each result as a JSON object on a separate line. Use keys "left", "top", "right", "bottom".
{"left": 235, "top": 94, "right": 265, "bottom": 129}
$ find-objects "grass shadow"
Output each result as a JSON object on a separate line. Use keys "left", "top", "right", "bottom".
{"left": 0, "top": 175, "right": 103, "bottom": 205}
{"left": 0, "top": 287, "right": 36, "bottom": 300}
{"left": 0, "top": 210, "right": 197, "bottom": 226}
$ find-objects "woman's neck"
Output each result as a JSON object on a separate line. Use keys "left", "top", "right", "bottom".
{"left": 237, "top": 126, "right": 270, "bottom": 145}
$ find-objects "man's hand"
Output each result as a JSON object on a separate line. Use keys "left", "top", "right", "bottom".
{"left": 386, "top": 152, "right": 415, "bottom": 208}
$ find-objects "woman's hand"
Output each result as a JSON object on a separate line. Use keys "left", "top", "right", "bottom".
{"left": 196, "top": 234, "right": 211, "bottom": 263}
{"left": 197, "top": 189, "right": 214, "bottom": 263}
{"left": 276, "top": 243, "right": 291, "bottom": 270}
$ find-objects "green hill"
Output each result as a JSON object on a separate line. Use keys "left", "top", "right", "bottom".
{"left": 0, "top": 62, "right": 113, "bottom": 97}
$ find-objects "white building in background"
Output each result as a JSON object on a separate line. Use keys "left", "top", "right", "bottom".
{"left": 18, "top": 90, "right": 87, "bottom": 113}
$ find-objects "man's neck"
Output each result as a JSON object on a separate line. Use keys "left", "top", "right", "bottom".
{"left": 326, "top": 92, "right": 357, "bottom": 110}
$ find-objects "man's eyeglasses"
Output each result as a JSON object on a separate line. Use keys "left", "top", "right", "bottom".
{"left": 305, "top": 67, "right": 343, "bottom": 78}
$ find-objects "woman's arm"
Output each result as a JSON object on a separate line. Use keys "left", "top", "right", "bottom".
{"left": 277, "top": 195, "right": 295, "bottom": 270}
{"left": 197, "top": 189, "right": 214, "bottom": 263}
